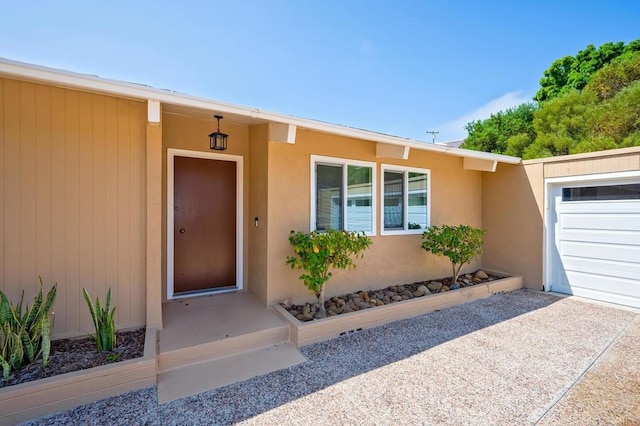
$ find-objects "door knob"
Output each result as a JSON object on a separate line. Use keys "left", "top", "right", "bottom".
{"left": 179, "top": 228, "right": 186, "bottom": 234}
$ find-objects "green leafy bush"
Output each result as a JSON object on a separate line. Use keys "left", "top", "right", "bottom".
{"left": 82, "top": 287, "right": 116, "bottom": 352}
{"left": 286, "top": 229, "right": 372, "bottom": 315}
{"left": 421, "top": 225, "right": 487, "bottom": 285}
{"left": 0, "top": 277, "right": 57, "bottom": 381}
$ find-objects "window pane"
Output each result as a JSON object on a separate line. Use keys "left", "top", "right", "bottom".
{"left": 316, "top": 164, "right": 343, "bottom": 230}
{"left": 384, "top": 171, "right": 404, "bottom": 230}
{"left": 346, "top": 165, "right": 372, "bottom": 232}
{"left": 408, "top": 172, "right": 428, "bottom": 230}
{"left": 562, "top": 183, "right": 640, "bottom": 201}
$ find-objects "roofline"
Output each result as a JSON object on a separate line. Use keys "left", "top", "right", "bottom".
{"left": 0, "top": 58, "right": 520, "bottom": 164}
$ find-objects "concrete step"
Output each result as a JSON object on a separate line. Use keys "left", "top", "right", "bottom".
{"left": 158, "top": 323, "right": 290, "bottom": 373}
{"left": 157, "top": 341, "right": 306, "bottom": 404}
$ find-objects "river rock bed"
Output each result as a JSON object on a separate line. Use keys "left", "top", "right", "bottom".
{"left": 0, "top": 327, "right": 145, "bottom": 387}
{"left": 282, "top": 270, "right": 505, "bottom": 322}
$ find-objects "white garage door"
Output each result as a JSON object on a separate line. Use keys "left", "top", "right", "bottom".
{"left": 547, "top": 174, "right": 640, "bottom": 308}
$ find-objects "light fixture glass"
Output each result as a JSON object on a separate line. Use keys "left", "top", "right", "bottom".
{"left": 209, "top": 115, "right": 228, "bottom": 150}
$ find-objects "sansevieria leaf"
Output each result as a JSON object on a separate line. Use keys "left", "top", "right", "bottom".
{"left": 82, "top": 287, "right": 117, "bottom": 352}
{"left": 0, "top": 277, "right": 56, "bottom": 382}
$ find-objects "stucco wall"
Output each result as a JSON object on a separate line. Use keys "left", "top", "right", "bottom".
{"left": 482, "top": 163, "right": 544, "bottom": 289}
{"left": 248, "top": 124, "right": 269, "bottom": 304}
{"left": 266, "top": 129, "right": 484, "bottom": 305}
{"left": 161, "top": 112, "right": 250, "bottom": 301}
{"left": 482, "top": 147, "right": 640, "bottom": 290}
{"left": 0, "top": 77, "right": 146, "bottom": 338}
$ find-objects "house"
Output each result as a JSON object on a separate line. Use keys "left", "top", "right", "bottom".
{"left": 1, "top": 57, "right": 639, "bottom": 420}
{"left": 0, "top": 57, "right": 520, "bottom": 339}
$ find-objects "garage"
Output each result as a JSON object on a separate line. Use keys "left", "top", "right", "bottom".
{"left": 546, "top": 172, "right": 640, "bottom": 308}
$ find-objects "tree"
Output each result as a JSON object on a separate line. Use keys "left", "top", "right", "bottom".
{"left": 421, "top": 225, "right": 486, "bottom": 286}
{"left": 525, "top": 90, "right": 597, "bottom": 159}
{"left": 585, "top": 51, "right": 640, "bottom": 100}
{"left": 535, "top": 41, "right": 640, "bottom": 102}
{"left": 286, "top": 229, "right": 372, "bottom": 315}
{"left": 462, "top": 103, "right": 537, "bottom": 155}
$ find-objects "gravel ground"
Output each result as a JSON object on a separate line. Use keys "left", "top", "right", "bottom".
{"left": 26, "top": 290, "right": 638, "bottom": 425}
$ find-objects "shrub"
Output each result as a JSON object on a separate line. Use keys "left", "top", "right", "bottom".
{"left": 82, "top": 287, "right": 117, "bottom": 351}
{"left": 421, "top": 225, "right": 486, "bottom": 285}
{"left": 0, "top": 277, "right": 57, "bottom": 381}
{"left": 286, "top": 229, "right": 372, "bottom": 315}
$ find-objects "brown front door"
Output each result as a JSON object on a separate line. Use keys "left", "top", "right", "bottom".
{"left": 173, "top": 156, "right": 237, "bottom": 294}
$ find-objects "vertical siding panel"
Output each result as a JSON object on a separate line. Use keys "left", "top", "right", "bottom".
{"left": 592, "top": 159, "right": 601, "bottom": 174}
{"left": 90, "top": 93, "right": 107, "bottom": 319}
{"left": 104, "top": 96, "right": 120, "bottom": 322}
{"left": 2, "top": 79, "right": 146, "bottom": 337}
{"left": 51, "top": 86, "right": 68, "bottom": 333}
{"left": 0, "top": 79, "right": 4, "bottom": 293}
{"left": 3, "top": 80, "right": 23, "bottom": 298}
{"left": 35, "top": 84, "right": 53, "bottom": 285}
{"left": 77, "top": 90, "right": 94, "bottom": 333}
{"left": 20, "top": 82, "right": 38, "bottom": 294}
{"left": 116, "top": 100, "right": 131, "bottom": 326}
{"left": 130, "top": 105, "right": 145, "bottom": 326}
{"left": 619, "top": 154, "right": 630, "bottom": 171}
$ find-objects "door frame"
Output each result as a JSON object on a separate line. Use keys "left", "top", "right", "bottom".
{"left": 543, "top": 169, "right": 640, "bottom": 294}
{"left": 167, "top": 148, "right": 244, "bottom": 300}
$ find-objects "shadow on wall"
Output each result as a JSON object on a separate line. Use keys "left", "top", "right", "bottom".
{"left": 481, "top": 163, "right": 544, "bottom": 289}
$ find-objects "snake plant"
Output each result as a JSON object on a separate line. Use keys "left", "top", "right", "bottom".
{"left": 82, "top": 287, "right": 116, "bottom": 352}
{"left": 0, "top": 277, "right": 57, "bottom": 382}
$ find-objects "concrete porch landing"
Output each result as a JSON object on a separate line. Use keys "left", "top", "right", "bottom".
{"left": 157, "top": 291, "right": 305, "bottom": 404}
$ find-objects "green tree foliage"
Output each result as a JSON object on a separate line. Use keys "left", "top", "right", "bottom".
{"left": 535, "top": 40, "right": 640, "bottom": 102}
{"left": 525, "top": 90, "right": 597, "bottom": 158}
{"left": 421, "top": 225, "right": 486, "bottom": 285}
{"left": 525, "top": 81, "right": 640, "bottom": 159}
{"left": 286, "top": 229, "right": 372, "bottom": 315}
{"left": 585, "top": 52, "right": 640, "bottom": 100}
{"left": 462, "top": 102, "right": 537, "bottom": 157}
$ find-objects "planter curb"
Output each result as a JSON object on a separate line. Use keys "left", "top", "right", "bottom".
{"left": 273, "top": 272, "right": 523, "bottom": 347}
{"left": 0, "top": 327, "right": 157, "bottom": 425}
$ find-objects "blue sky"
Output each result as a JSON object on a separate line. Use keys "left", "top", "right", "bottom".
{"left": 1, "top": 1, "right": 638, "bottom": 142}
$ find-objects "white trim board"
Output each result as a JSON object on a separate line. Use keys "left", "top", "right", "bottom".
{"left": 380, "top": 163, "right": 431, "bottom": 236}
{"left": 167, "top": 148, "right": 244, "bottom": 300}
{"left": 310, "top": 155, "right": 377, "bottom": 236}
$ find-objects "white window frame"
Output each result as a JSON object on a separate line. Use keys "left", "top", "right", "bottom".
{"left": 310, "top": 155, "right": 377, "bottom": 236}
{"left": 380, "top": 164, "right": 431, "bottom": 236}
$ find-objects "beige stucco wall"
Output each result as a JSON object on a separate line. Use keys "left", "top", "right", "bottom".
{"left": 0, "top": 77, "right": 147, "bottom": 338}
{"left": 266, "top": 129, "right": 484, "bottom": 305}
{"left": 482, "top": 146, "right": 640, "bottom": 290}
{"left": 161, "top": 112, "right": 250, "bottom": 301}
{"left": 482, "top": 163, "right": 544, "bottom": 289}
{"left": 248, "top": 124, "right": 269, "bottom": 304}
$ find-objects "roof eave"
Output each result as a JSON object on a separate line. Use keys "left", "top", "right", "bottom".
{"left": 0, "top": 58, "right": 521, "bottom": 165}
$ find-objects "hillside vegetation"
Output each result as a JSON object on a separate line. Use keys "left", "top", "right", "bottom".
{"left": 462, "top": 40, "right": 640, "bottom": 159}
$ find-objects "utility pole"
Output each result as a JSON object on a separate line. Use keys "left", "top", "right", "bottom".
{"left": 426, "top": 130, "right": 439, "bottom": 143}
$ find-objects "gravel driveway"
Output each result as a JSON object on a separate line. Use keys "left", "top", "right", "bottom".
{"left": 27, "top": 289, "right": 639, "bottom": 425}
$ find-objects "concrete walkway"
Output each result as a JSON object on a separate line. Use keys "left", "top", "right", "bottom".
{"left": 27, "top": 290, "right": 639, "bottom": 425}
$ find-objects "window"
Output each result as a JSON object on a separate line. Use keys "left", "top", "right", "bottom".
{"left": 381, "top": 165, "right": 430, "bottom": 234}
{"left": 562, "top": 183, "right": 640, "bottom": 201}
{"left": 312, "top": 156, "right": 376, "bottom": 235}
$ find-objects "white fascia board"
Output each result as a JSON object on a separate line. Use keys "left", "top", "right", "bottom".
{"left": 0, "top": 58, "right": 521, "bottom": 165}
